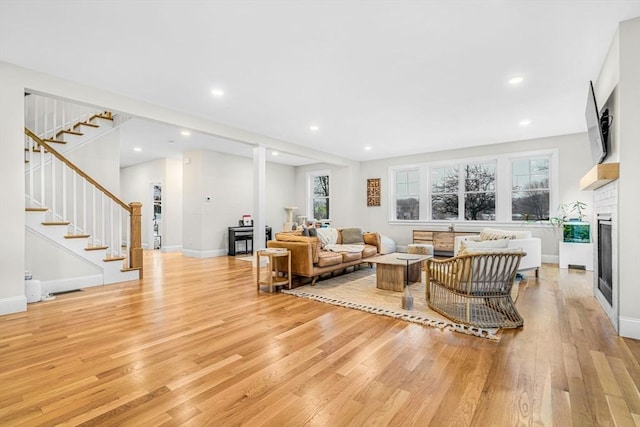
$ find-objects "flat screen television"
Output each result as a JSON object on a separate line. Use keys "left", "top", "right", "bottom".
{"left": 585, "top": 81, "right": 610, "bottom": 164}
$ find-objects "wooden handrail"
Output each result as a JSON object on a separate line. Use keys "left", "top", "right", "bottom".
{"left": 25, "top": 127, "right": 131, "bottom": 212}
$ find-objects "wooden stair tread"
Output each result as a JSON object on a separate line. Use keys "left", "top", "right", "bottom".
{"left": 56, "top": 129, "right": 83, "bottom": 137}
{"left": 64, "top": 234, "right": 90, "bottom": 239}
{"left": 25, "top": 207, "right": 48, "bottom": 212}
{"left": 90, "top": 113, "right": 114, "bottom": 122}
{"left": 43, "top": 138, "right": 67, "bottom": 144}
{"left": 85, "top": 245, "right": 108, "bottom": 251}
{"left": 73, "top": 121, "right": 100, "bottom": 129}
{"left": 104, "top": 256, "right": 126, "bottom": 262}
{"left": 121, "top": 267, "right": 141, "bottom": 273}
{"left": 42, "top": 221, "right": 70, "bottom": 226}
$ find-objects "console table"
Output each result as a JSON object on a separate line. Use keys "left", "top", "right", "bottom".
{"left": 228, "top": 226, "right": 272, "bottom": 256}
{"left": 413, "top": 229, "right": 477, "bottom": 256}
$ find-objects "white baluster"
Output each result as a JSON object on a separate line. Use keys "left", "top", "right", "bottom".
{"left": 109, "top": 201, "right": 114, "bottom": 257}
{"left": 53, "top": 99, "right": 58, "bottom": 140}
{"left": 92, "top": 186, "right": 96, "bottom": 246}
{"left": 118, "top": 209, "right": 122, "bottom": 257}
{"left": 72, "top": 173, "right": 77, "bottom": 234}
{"left": 101, "top": 192, "right": 105, "bottom": 251}
{"left": 82, "top": 178, "right": 87, "bottom": 235}
{"left": 28, "top": 136, "right": 33, "bottom": 206}
{"left": 40, "top": 141, "right": 45, "bottom": 207}
{"left": 62, "top": 163, "right": 67, "bottom": 220}
{"left": 51, "top": 158, "right": 56, "bottom": 220}
{"left": 126, "top": 212, "right": 131, "bottom": 269}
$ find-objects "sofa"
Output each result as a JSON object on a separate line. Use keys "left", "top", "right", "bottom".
{"left": 454, "top": 227, "right": 542, "bottom": 277}
{"left": 266, "top": 227, "right": 381, "bottom": 284}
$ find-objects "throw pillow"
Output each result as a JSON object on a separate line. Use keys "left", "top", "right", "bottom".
{"left": 479, "top": 227, "right": 518, "bottom": 241}
{"left": 379, "top": 234, "right": 397, "bottom": 254}
{"left": 341, "top": 227, "right": 364, "bottom": 244}
{"left": 316, "top": 227, "right": 339, "bottom": 248}
{"left": 459, "top": 238, "right": 509, "bottom": 255}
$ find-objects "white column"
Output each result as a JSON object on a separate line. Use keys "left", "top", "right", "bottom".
{"left": 253, "top": 146, "right": 266, "bottom": 252}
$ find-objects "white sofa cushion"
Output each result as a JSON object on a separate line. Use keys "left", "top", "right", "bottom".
{"left": 459, "top": 238, "right": 509, "bottom": 255}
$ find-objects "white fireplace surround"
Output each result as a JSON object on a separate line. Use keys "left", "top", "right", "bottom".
{"left": 593, "top": 181, "right": 619, "bottom": 332}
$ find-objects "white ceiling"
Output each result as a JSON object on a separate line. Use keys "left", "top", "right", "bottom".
{"left": 2, "top": 1, "right": 640, "bottom": 168}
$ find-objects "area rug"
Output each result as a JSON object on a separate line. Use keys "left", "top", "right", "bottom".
{"left": 282, "top": 268, "right": 521, "bottom": 341}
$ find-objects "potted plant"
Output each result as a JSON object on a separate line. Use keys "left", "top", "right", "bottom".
{"left": 551, "top": 201, "right": 590, "bottom": 243}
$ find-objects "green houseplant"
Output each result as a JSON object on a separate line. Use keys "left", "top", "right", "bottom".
{"left": 550, "top": 201, "right": 590, "bottom": 243}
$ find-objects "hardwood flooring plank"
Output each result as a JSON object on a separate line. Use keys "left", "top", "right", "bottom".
{"left": 0, "top": 253, "right": 638, "bottom": 425}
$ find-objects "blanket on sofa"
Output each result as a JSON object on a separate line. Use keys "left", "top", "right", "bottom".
{"left": 325, "top": 244, "right": 365, "bottom": 253}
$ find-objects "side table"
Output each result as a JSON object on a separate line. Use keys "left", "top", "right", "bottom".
{"left": 256, "top": 249, "right": 291, "bottom": 292}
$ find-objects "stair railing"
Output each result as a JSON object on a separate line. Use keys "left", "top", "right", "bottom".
{"left": 25, "top": 94, "right": 107, "bottom": 142}
{"left": 24, "top": 128, "right": 142, "bottom": 275}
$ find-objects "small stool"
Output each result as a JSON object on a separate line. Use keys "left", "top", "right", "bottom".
{"left": 256, "top": 249, "right": 291, "bottom": 293}
{"left": 408, "top": 243, "right": 434, "bottom": 270}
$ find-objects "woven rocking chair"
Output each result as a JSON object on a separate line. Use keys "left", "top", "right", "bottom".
{"left": 425, "top": 251, "right": 525, "bottom": 329}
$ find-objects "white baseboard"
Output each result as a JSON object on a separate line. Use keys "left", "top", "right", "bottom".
{"left": 182, "top": 249, "right": 228, "bottom": 258}
{"left": 542, "top": 254, "right": 559, "bottom": 264}
{"left": 0, "top": 295, "right": 27, "bottom": 315}
{"left": 41, "top": 275, "right": 103, "bottom": 294}
{"left": 619, "top": 317, "right": 640, "bottom": 340}
{"left": 161, "top": 245, "right": 182, "bottom": 253}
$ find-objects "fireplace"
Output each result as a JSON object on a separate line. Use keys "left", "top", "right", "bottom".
{"left": 597, "top": 214, "right": 613, "bottom": 306}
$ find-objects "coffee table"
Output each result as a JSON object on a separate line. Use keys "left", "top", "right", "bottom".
{"left": 370, "top": 253, "right": 432, "bottom": 292}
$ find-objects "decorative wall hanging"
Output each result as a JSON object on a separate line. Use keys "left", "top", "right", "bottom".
{"left": 367, "top": 178, "right": 381, "bottom": 206}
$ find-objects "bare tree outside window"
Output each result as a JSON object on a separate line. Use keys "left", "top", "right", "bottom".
{"left": 512, "top": 158, "right": 550, "bottom": 220}
{"left": 431, "top": 166, "right": 458, "bottom": 220}
{"left": 395, "top": 169, "right": 419, "bottom": 220}
{"left": 464, "top": 163, "right": 496, "bottom": 220}
{"left": 312, "top": 175, "right": 330, "bottom": 220}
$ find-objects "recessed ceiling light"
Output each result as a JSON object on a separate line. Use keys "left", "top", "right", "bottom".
{"left": 309, "top": 125, "right": 319, "bottom": 132}
{"left": 509, "top": 76, "right": 524, "bottom": 85}
{"left": 364, "top": 146, "right": 372, "bottom": 151}
{"left": 133, "top": 147, "right": 142, "bottom": 152}
{"left": 168, "top": 140, "right": 175, "bottom": 144}
{"left": 272, "top": 151, "right": 279, "bottom": 156}
{"left": 519, "top": 119, "right": 531, "bottom": 126}
{"left": 181, "top": 130, "right": 191, "bottom": 136}
{"left": 211, "top": 88, "right": 225, "bottom": 97}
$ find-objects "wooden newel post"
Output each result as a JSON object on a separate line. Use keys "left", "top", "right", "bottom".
{"left": 129, "top": 202, "right": 143, "bottom": 278}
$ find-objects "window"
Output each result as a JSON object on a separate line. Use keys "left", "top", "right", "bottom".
{"left": 511, "top": 157, "right": 550, "bottom": 220}
{"left": 431, "top": 166, "right": 458, "bottom": 220}
{"left": 395, "top": 169, "right": 419, "bottom": 220}
{"left": 464, "top": 162, "right": 496, "bottom": 220}
{"left": 310, "top": 172, "right": 330, "bottom": 220}
{"left": 388, "top": 150, "right": 556, "bottom": 223}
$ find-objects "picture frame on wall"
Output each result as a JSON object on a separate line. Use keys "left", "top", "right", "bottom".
{"left": 367, "top": 178, "right": 381, "bottom": 206}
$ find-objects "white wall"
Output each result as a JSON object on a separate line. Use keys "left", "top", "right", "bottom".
{"left": 357, "top": 132, "right": 593, "bottom": 258}
{"left": 0, "top": 63, "right": 27, "bottom": 314}
{"left": 120, "top": 157, "right": 184, "bottom": 251}
{"left": 182, "top": 150, "right": 297, "bottom": 257}
{"left": 120, "top": 158, "right": 167, "bottom": 249}
{"left": 616, "top": 17, "right": 640, "bottom": 338}
{"left": 293, "top": 163, "right": 361, "bottom": 228}
{"left": 25, "top": 230, "right": 100, "bottom": 280}
{"left": 67, "top": 128, "right": 121, "bottom": 195}
{"left": 164, "top": 158, "right": 183, "bottom": 251}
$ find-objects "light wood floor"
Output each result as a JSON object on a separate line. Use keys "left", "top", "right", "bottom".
{"left": 1, "top": 251, "right": 639, "bottom": 426}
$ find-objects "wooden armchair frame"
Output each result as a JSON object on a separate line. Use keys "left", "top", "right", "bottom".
{"left": 425, "top": 252, "right": 525, "bottom": 329}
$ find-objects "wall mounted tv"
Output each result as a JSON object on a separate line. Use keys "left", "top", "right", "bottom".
{"left": 585, "top": 81, "right": 611, "bottom": 165}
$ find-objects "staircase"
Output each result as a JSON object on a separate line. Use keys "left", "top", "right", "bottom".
{"left": 24, "top": 94, "right": 142, "bottom": 294}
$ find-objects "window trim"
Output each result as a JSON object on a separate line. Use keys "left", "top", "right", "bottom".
{"left": 388, "top": 149, "right": 559, "bottom": 226}
{"left": 307, "top": 170, "right": 331, "bottom": 221}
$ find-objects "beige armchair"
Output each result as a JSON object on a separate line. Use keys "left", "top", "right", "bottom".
{"left": 425, "top": 251, "right": 525, "bottom": 329}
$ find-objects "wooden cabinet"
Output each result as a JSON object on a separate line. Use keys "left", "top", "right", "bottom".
{"left": 413, "top": 229, "right": 478, "bottom": 256}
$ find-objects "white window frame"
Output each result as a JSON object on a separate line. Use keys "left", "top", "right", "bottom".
{"left": 388, "top": 149, "right": 559, "bottom": 226}
{"left": 307, "top": 170, "right": 331, "bottom": 222}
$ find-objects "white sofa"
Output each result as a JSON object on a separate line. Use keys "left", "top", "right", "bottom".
{"left": 454, "top": 228, "right": 542, "bottom": 277}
